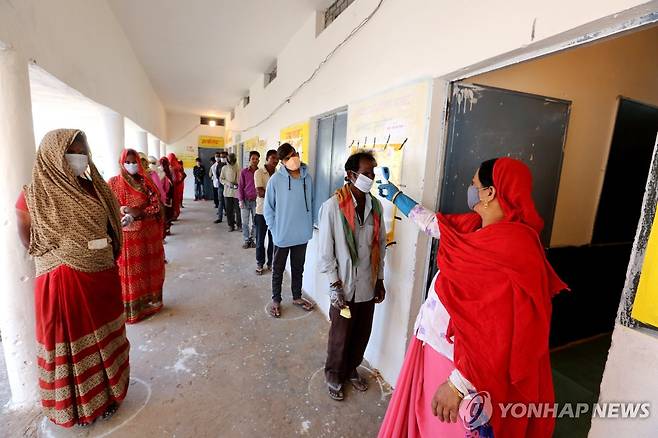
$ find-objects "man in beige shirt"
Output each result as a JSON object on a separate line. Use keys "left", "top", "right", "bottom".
{"left": 219, "top": 153, "right": 242, "bottom": 232}
{"left": 254, "top": 149, "right": 279, "bottom": 274}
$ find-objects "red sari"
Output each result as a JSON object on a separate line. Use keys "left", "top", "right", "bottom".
{"left": 109, "top": 150, "right": 165, "bottom": 323}
{"left": 16, "top": 193, "right": 130, "bottom": 427}
{"left": 168, "top": 153, "right": 185, "bottom": 220}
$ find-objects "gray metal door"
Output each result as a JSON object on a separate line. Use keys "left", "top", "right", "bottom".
{"left": 440, "top": 82, "right": 570, "bottom": 245}
{"left": 313, "top": 111, "right": 348, "bottom": 221}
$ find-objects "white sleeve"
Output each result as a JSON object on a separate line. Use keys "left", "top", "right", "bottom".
{"left": 449, "top": 369, "right": 476, "bottom": 396}
{"left": 408, "top": 204, "right": 440, "bottom": 239}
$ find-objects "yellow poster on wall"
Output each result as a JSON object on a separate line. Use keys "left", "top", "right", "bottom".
{"left": 280, "top": 121, "right": 310, "bottom": 164}
{"left": 180, "top": 144, "right": 198, "bottom": 168}
{"left": 198, "top": 135, "right": 225, "bottom": 148}
{"left": 346, "top": 79, "right": 431, "bottom": 245}
{"left": 632, "top": 208, "right": 658, "bottom": 327}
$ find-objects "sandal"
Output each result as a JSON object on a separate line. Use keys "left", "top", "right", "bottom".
{"left": 269, "top": 302, "right": 281, "bottom": 318}
{"left": 292, "top": 298, "right": 315, "bottom": 311}
{"left": 327, "top": 383, "right": 344, "bottom": 401}
{"left": 256, "top": 266, "right": 263, "bottom": 275}
{"left": 349, "top": 372, "right": 368, "bottom": 392}
{"left": 102, "top": 403, "right": 119, "bottom": 420}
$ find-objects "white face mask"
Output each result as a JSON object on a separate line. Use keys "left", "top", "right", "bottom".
{"left": 65, "top": 153, "right": 89, "bottom": 176}
{"left": 149, "top": 163, "right": 158, "bottom": 171}
{"left": 353, "top": 173, "right": 374, "bottom": 193}
{"left": 124, "top": 163, "right": 140, "bottom": 175}
{"left": 285, "top": 156, "right": 301, "bottom": 171}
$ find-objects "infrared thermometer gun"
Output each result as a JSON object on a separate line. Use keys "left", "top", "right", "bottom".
{"left": 375, "top": 166, "right": 391, "bottom": 196}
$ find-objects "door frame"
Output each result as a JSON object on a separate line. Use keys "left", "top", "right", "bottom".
{"left": 406, "top": 11, "right": 658, "bottom": 341}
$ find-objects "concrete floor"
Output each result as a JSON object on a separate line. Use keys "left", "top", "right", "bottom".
{"left": 0, "top": 201, "right": 390, "bottom": 438}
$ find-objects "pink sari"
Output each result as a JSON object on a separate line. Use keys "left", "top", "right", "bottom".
{"left": 378, "top": 337, "right": 465, "bottom": 438}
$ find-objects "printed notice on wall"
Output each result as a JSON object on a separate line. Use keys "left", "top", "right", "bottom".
{"left": 180, "top": 144, "right": 198, "bottom": 168}
{"left": 198, "top": 135, "right": 225, "bottom": 148}
{"left": 346, "top": 79, "right": 432, "bottom": 245}
{"left": 280, "top": 121, "right": 310, "bottom": 165}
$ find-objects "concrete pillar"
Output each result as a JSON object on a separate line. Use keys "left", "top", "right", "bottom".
{"left": 148, "top": 135, "right": 160, "bottom": 158}
{"left": 0, "top": 46, "right": 40, "bottom": 406}
{"left": 99, "top": 110, "right": 124, "bottom": 179}
{"left": 135, "top": 130, "right": 148, "bottom": 155}
{"left": 160, "top": 141, "right": 167, "bottom": 157}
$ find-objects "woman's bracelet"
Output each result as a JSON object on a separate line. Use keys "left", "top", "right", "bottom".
{"left": 391, "top": 190, "right": 403, "bottom": 204}
{"left": 446, "top": 379, "right": 465, "bottom": 399}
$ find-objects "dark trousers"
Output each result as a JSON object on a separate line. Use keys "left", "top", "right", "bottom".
{"left": 325, "top": 299, "right": 375, "bottom": 386}
{"left": 255, "top": 214, "right": 273, "bottom": 268}
{"left": 212, "top": 187, "right": 219, "bottom": 208}
{"left": 217, "top": 185, "right": 226, "bottom": 220}
{"left": 224, "top": 196, "right": 241, "bottom": 229}
{"left": 194, "top": 180, "right": 204, "bottom": 200}
{"left": 271, "top": 243, "right": 307, "bottom": 303}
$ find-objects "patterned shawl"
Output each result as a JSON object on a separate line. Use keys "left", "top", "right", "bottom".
{"left": 25, "top": 129, "right": 123, "bottom": 276}
{"left": 335, "top": 185, "right": 383, "bottom": 287}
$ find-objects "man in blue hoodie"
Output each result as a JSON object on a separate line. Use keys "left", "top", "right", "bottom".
{"left": 264, "top": 143, "right": 316, "bottom": 317}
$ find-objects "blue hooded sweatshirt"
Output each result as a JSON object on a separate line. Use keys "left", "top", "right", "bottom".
{"left": 263, "top": 164, "right": 315, "bottom": 247}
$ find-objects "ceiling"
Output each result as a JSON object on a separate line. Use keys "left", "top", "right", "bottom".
{"left": 108, "top": 0, "right": 332, "bottom": 117}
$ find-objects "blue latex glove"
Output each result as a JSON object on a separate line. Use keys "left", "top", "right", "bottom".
{"left": 377, "top": 182, "right": 400, "bottom": 202}
{"left": 378, "top": 182, "right": 418, "bottom": 216}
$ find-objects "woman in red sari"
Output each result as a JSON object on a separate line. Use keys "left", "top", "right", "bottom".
{"left": 167, "top": 153, "right": 185, "bottom": 220}
{"left": 159, "top": 156, "right": 175, "bottom": 236}
{"left": 377, "top": 158, "right": 567, "bottom": 438}
{"left": 109, "top": 149, "right": 165, "bottom": 324}
{"left": 16, "top": 129, "right": 130, "bottom": 427}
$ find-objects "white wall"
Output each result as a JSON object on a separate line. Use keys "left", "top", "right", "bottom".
{"left": 225, "top": 0, "right": 657, "bottom": 385}
{"left": 0, "top": 0, "right": 166, "bottom": 140}
{"left": 590, "top": 325, "right": 658, "bottom": 437}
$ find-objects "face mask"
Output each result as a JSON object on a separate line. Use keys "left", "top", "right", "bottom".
{"left": 285, "top": 156, "right": 301, "bottom": 171}
{"left": 149, "top": 163, "right": 158, "bottom": 171}
{"left": 220, "top": 157, "right": 227, "bottom": 163}
{"left": 124, "top": 163, "right": 140, "bottom": 175}
{"left": 65, "top": 153, "right": 89, "bottom": 176}
{"left": 467, "top": 185, "right": 483, "bottom": 210}
{"left": 353, "top": 173, "right": 374, "bottom": 193}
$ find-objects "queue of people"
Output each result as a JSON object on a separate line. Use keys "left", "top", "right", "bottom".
{"left": 18, "top": 129, "right": 566, "bottom": 437}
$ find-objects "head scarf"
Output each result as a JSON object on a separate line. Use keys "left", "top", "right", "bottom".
{"left": 138, "top": 151, "right": 149, "bottom": 173}
{"left": 25, "top": 129, "right": 122, "bottom": 275}
{"left": 117, "top": 149, "right": 161, "bottom": 196}
{"left": 492, "top": 157, "right": 544, "bottom": 233}
{"left": 149, "top": 155, "right": 166, "bottom": 180}
{"left": 160, "top": 156, "right": 173, "bottom": 180}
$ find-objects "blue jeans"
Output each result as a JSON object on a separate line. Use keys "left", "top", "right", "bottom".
{"left": 240, "top": 200, "right": 256, "bottom": 242}
{"left": 255, "top": 214, "right": 273, "bottom": 268}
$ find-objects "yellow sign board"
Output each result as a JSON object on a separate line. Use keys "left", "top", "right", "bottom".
{"left": 632, "top": 208, "right": 658, "bottom": 327}
{"left": 198, "top": 135, "right": 225, "bottom": 148}
{"left": 180, "top": 144, "right": 198, "bottom": 169}
{"left": 280, "top": 121, "right": 310, "bottom": 164}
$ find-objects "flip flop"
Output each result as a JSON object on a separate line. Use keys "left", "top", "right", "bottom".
{"left": 349, "top": 374, "right": 368, "bottom": 392}
{"left": 269, "top": 302, "right": 281, "bottom": 318}
{"left": 327, "top": 383, "right": 344, "bottom": 401}
{"left": 292, "top": 298, "right": 315, "bottom": 311}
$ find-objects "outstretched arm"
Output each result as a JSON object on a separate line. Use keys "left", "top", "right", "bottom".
{"left": 378, "top": 183, "right": 440, "bottom": 239}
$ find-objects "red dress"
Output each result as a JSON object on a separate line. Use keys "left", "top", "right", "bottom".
{"left": 168, "top": 153, "right": 185, "bottom": 220}
{"left": 108, "top": 166, "right": 165, "bottom": 324}
{"left": 16, "top": 192, "right": 130, "bottom": 427}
